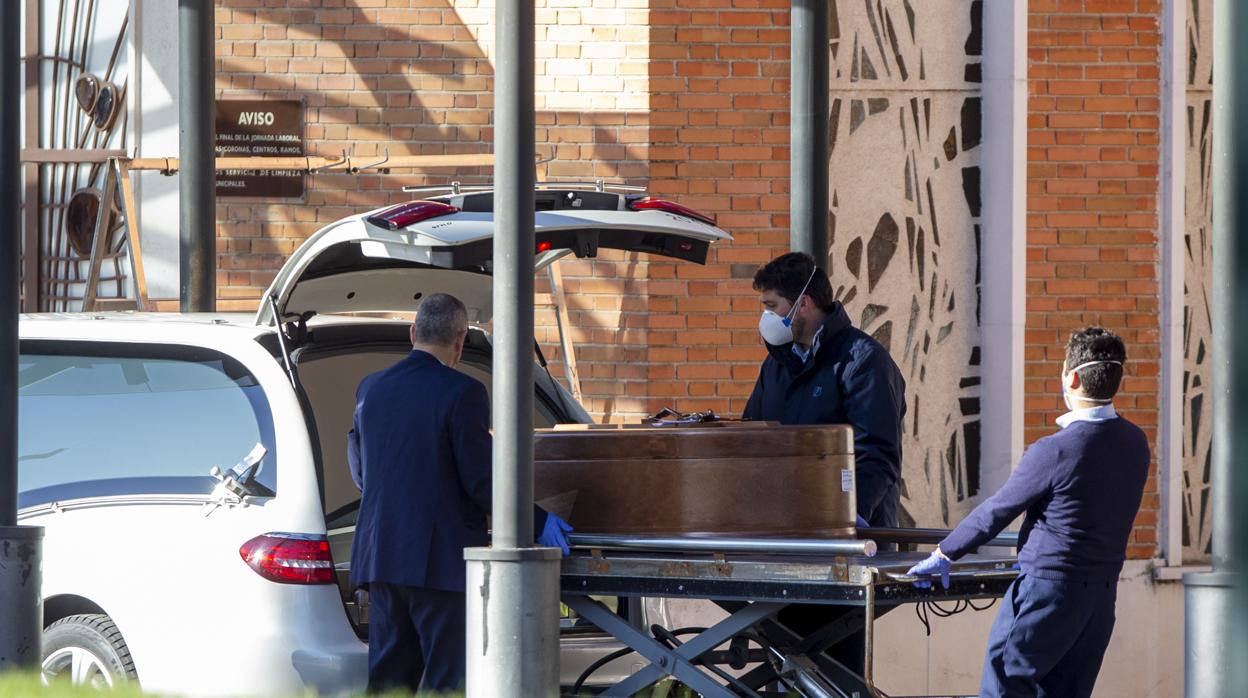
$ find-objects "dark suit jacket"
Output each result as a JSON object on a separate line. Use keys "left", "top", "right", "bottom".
{"left": 348, "top": 349, "right": 548, "bottom": 592}
{"left": 742, "top": 304, "right": 907, "bottom": 526}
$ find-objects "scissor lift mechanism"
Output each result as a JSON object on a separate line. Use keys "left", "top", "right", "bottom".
{"left": 561, "top": 531, "right": 1019, "bottom": 698}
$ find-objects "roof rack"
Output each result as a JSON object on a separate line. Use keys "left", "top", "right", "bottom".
{"left": 402, "top": 179, "right": 647, "bottom": 195}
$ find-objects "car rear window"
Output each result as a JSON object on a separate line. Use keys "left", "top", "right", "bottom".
{"left": 18, "top": 344, "right": 277, "bottom": 508}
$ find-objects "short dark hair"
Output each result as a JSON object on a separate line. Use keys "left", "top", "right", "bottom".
{"left": 414, "top": 293, "right": 468, "bottom": 347}
{"left": 1065, "top": 327, "right": 1127, "bottom": 400}
{"left": 752, "top": 252, "right": 835, "bottom": 312}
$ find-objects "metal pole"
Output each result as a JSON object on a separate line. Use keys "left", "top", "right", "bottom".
{"left": 568, "top": 533, "right": 878, "bottom": 557}
{"left": 0, "top": 0, "right": 44, "bottom": 671}
{"left": 178, "top": 0, "right": 215, "bottom": 312}
{"left": 790, "top": 0, "right": 829, "bottom": 264}
{"left": 1186, "top": 1, "right": 1247, "bottom": 694}
{"left": 1, "top": 0, "right": 18, "bottom": 530}
{"left": 465, "top": 2, "right": 558, "bottom": 696}
{"left": 490, "top": 0, "right": 535, "bottom": 566}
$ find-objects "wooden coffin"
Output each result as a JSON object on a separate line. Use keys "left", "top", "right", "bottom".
{"left": 533, "top": 422, "right": 856, "bottom": 537}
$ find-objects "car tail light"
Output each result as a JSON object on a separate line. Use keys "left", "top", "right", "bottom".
{"left": 365, "top": 200, "right": 459, "bottom": 230}
{"left": 627, "top": 197, "right": 716, "bottom": 226}
{"left": 240, "top": 533, "right": 335, "bottom": 585}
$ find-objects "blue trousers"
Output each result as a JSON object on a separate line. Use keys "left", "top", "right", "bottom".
{"left": 980, "top": 574, "right": 1117, "bottom": 698}
{"left": 367, "top": 583, "right": 466, "bottom": 694}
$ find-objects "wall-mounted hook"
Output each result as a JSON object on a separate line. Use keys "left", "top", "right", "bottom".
{"left": 353, "top": 148, "right": 391, "bottom": 174}
{"left": 311, "top": 149, "right": 350, "bottom": 174}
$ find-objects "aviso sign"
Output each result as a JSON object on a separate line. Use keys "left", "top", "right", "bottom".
{"left": 214, "top": 100, "right": 305, "bottom": 198}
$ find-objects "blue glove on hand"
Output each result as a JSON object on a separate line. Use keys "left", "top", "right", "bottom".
{"left": 906, "top": 549, "right": 952, "bottom": 590}
{"left": 855, "top": 514, "right": 870, "bottom": 529}
{"left": 537, "top": 514, "right": 573, "bottom": 556}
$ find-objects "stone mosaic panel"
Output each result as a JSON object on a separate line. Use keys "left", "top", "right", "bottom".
{"left": 1183, "top": 0, "right": 1213, "bottom": 561}
{"left": 828, "top": 0, "right": 984, "bottom": 526}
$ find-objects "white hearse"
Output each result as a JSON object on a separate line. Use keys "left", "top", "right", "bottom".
{"left": 17, "top": 187, "right": 729, "bottom": 695}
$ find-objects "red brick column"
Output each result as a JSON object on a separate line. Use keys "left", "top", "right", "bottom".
{"left": 641, "top": 1, "right": 792, "bottom": 420}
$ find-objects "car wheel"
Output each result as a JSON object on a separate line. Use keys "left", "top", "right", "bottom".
{"left": 41, "top": 614, "right": 137, "bottom": 687}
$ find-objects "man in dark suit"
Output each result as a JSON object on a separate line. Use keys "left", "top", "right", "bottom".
{"left": 744, "top": 252, "right": 907, "bottom": 680}
{"left": 744, "top": 251, "right": 907, "bottom": 527}
{"left": 347, "top": 293, "right": 573, "bottom": 694}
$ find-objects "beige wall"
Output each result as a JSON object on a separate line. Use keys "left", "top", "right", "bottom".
{"left": 663, "top": 561, "right": 1183, "bottom": 697}
{"left": 875, "top": 561, "right": 1184, "bottom": 697}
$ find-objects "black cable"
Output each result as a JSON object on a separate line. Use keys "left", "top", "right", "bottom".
{"left": 570, "top": 626, "right": 708, "bottom": 695}
{"left": 969, "top": 597, "right": 999, "bottom": 612}
{"left": 915, "top": 597, "right": 999, "bottom": 637}
{"left": 571, "top": 645, "right": 637, "bottom": 695}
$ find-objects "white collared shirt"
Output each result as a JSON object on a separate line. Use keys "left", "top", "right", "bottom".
{"left": 1055, "top": 403, "right": 1117, "bottom": 429}
{"left": 791, "top": 326, "right": 825, "bottom": 364}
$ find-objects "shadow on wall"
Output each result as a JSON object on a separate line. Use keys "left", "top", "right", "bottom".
{"left": 214, "top": 0, "right": 653, "bottom": 422}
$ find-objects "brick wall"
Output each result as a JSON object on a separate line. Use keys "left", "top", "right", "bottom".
{"left": 1027, "top": 0, "right": 1162, "bottom": 558}
{"left": 581, "top": 1, "right": 791, "bottom": 421}
{"left": 211, "top": 0, "right": 653, "bottom": 318}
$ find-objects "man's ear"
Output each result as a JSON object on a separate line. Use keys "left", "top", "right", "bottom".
{"left": 1065, "top": 366, "right": 1082, "bottom": 392}
{"left": 410, "top": 324, "right": 418, "bottom": 346}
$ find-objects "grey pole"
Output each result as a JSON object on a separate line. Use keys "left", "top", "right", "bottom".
{"left": 464, "top": 2, "right": 559, "bottom": 696}
{"left": 490, "top": 0, "right": 536, "bottom": 555}
{"left": 0, "top": 0, "right": 44, "bottom": 671}
{"left": 790, "top": 0, "right": 829, "bottom": 264}
{"left": 1, "top": 0, "right": 18, "bottom": 529}
{"left": 1186, "top": 1, "right": 1247, "bottom": 695}
{"left": 178, "top": 0, "right": 216, "bottom": 313}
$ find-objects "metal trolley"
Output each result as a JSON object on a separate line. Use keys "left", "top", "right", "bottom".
{"left": 561, "top": 530, "right": 1019, "bottom": 697}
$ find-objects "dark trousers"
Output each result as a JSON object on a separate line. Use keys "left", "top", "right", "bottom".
{"left": 980, "top": 574, "right": 1117, "bottom": 698}
{"left": 367, "top": 582, "right": 466, "bottom": 695}
{"left": 772, "top": 488, "right": 901, "bottom": 679}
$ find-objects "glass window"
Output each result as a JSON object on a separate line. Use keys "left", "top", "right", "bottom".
{"left": 18, "top": 345, "right": 276, "bottom": 508}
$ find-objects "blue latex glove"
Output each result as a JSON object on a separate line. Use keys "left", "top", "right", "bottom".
{"left": 855, "top": 514, "right": 870, "bottom": 529}
{"left": 907, "top": 550, "right": 952, "bottom": 590}
{"left": 537, "top": 514, "right": 573, "bottom": 556}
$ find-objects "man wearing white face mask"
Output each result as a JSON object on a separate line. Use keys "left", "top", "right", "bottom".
{"left": 906, "top": 327, "right": 1149, "bottom": 698}
{"left": 744, "top": 252, "right": 906, "bottom": 677}
{"left": 744, "top": 251, "right": 906, "bottom": 528}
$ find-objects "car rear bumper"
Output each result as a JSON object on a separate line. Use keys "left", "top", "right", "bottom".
{"left": 292, "top": 643, "right": 369, "bottom": 696}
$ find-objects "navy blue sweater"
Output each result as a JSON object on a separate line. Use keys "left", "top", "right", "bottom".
{"left": 941, "top": 416, "right": 1150, "bottom": 582}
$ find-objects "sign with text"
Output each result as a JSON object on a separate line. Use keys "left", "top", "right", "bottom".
{"left": 214, "top": 99, "right": 304, "bottom": 198}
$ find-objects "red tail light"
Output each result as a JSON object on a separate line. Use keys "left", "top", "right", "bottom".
{"left": 627, "top": 197, "right": 716, "bottom": 226}
{"left": 365, "top": 200, "right": 459, "bottom": 230}
{"left": 240, "top": 533, "right": 335, "bottom": 585}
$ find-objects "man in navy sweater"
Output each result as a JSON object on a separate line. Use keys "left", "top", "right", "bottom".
{"left": 907, "top": 327, "right": 1149, "bottom": 698}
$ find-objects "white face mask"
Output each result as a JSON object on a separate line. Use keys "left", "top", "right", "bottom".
{"left": 758, "top": 267, "right": 818, "bottom": 346}
{"left": 1061, "top": 359, "right": 1122, "bottom": 410}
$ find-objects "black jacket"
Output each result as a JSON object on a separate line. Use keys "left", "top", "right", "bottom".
{"left": 349, "top": 350, "right": 548, "bottom": 592}
{"left": 742, "top": 303, "right": 906, "bottom": 525}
